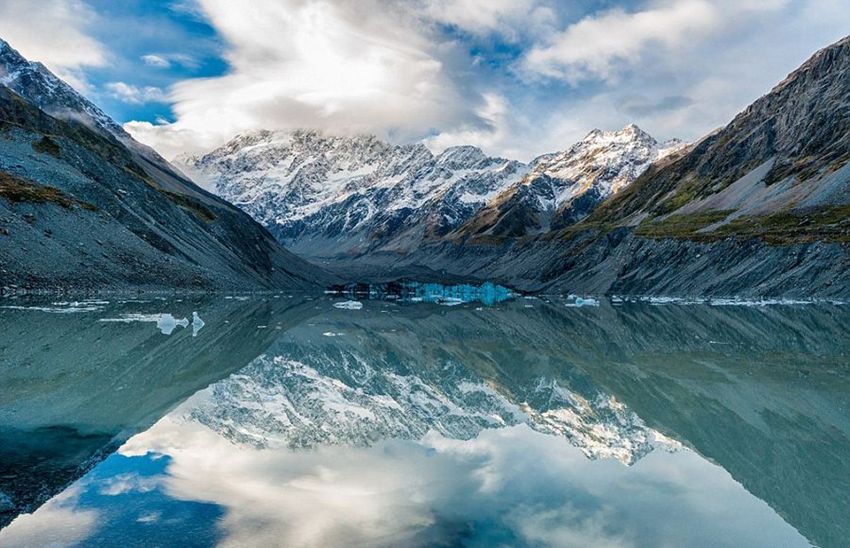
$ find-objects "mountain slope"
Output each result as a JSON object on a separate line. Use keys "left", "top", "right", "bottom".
{"left": 0, "top": 39, "right": 331, "bottom": 292}
{"left": 589, "top": 34, "right": 850, "bottom": 239}
{"left": 371, "top": 35, "right": 850, "bottom": 297}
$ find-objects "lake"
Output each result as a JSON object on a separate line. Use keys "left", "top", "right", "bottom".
{"left": 0, "top": 290, "right": 847, "bottom": 547}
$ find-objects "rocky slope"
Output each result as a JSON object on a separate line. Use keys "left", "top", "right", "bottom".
{"left": 177, "top": 125, "right": 679, "bottom": 261}
{"left": 0, "top": 39, "right": 331, "bottom": 292}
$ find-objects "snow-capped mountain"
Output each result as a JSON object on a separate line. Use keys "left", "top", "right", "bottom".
{"left": 177, "top": 130, "right": 529, "bottom": 258}
{"left": 177, "top": 125, "right": 684, "bottom": 260}
{"left": 457, "top": 125, "right": 688, "bottom": 237}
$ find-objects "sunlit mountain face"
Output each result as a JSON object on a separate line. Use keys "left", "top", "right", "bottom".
{"left": 0, "top": 293, "right": 847, "bottom": 547}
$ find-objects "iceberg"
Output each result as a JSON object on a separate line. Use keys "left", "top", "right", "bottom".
{"left": 334, "top": 301, "right": 364, "bottom": 310}
{"left": 157, "top": 314, "right": 189, "bottom": 335}
{"left": 192, "top": 312, "right": 205, "bottom": 337}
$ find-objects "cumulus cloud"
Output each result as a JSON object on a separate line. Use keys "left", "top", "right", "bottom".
{"left": 0, "top": 485, "right": 99, "bottom": 546}
{"left": 112, "top": 414, "right": 808, "bottom": 548}
{"left": 126, "top": 0, "right": 478, "bottom": 159}
{"left": 0, "top": 0, "right": 106, "bottom": 92}
{"left": 422, "top": 93, "right": 516, "bottom": 157}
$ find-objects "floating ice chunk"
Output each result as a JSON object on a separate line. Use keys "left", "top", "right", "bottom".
{"left": 323, "top": 332, "right": 345, "bottom": 337}
{"left": 333, "top": 300, "right": 363, "bottom": 310}
{"left": 157, "top": 314, "right": 189, "bottom": 335}
{"left": 192, "top": 312, "right": 205, "bottom": 337}
{"left": 566, "top": 296, "right": 600, "bottom": 307}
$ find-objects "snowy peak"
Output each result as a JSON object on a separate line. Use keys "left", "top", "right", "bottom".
{"left": 582, "top": 123, "right": 656, "bottom": 148}
{"left": 534, "top": 123, "right": 661, "bottom": 183}
{"left": 188, "top": 351, "right": 681, "bottom": 466}
{"left": 456, "top": 124, "right": 687, "bottom": 238}
{"left": 436, "top": 145, "right": 491, "bottom": 170}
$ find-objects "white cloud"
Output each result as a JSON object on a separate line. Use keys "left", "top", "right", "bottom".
{"left": 522, "top": 0, "right": 790, "bottom": 83}
{"left": 141, "top": 54, "right": 171, "bottom": 68}
{"left": 422, "top": 93, "right": 515, "bottom": 156}
{"left": 113, "top": 413, "right": 808, "bottom": 548}
{"left": 0, "top": 0, "right": 106, "bottom": 92}
{"left": 126, "top": 0, "right": 476, "bottom": 159}
{"left": 141, "top": 53, "right": 201, "bottom": 70}
{"left": 105, "top": 82, "right": 167, "bottom": 105}
{"left": 111, "top": 0, "right": 849, "bottom": 162}
{"left": 0, "top": 485, "right": 99, "bottom": 546}
{"left": 418, "top": 0, "right": 554, "bottom": 39}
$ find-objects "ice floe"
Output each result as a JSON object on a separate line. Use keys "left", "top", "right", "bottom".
{"left": 333, "top": 301, "right": 364, "bottom": 310}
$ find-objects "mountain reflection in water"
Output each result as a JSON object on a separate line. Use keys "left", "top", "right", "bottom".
{"left": 0, "top": 292, "right": 847, "bottom": 547}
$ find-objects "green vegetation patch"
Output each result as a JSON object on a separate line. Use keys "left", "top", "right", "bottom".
{"left": 714, "top": 205, "right": 850, "bottom": 244}
{"left": 635, "top": 210, "right": 735, "bottom": 239}
{"left": 31, "top": 135, "right": 61, "bottom": 158}
{"left": 637, "top": 205, "right": 850, "bottom": 244}
{"left": 0, "top": 170, "right": 98, "bottom": 211}
{"left": 161, "top": 189, "right": 217, "bottom": 223}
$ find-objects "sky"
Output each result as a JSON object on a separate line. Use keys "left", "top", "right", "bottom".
{"left": 0, "top": 0, "right": 847, "bottom": 161}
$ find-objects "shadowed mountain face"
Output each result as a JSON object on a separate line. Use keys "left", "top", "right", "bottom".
{"left": 0, "top": 296, "right": 847, "bottom": 546}
{"left": 0, "top": 39, "right": 331, "bottom": 292}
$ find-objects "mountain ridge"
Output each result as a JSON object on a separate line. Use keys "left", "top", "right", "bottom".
{"left": 0, "top": 39, "right": 332, "bottom": 292}
{"left": 176, "top": 123, "right": 680, "bottom": 261}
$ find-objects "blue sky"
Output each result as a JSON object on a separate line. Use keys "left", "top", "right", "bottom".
{"left": 0, "top": 0, "right": 847, "bottom": 160}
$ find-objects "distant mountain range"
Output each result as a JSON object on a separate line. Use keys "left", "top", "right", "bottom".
{"left": 0, "top": 39, "right": 331, "bottom": 292}
{"left": 177, "top": 123, "right": 686, "bottom": 258}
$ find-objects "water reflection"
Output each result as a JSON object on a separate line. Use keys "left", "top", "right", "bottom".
{"left": 0, "top": 294, "right": 847, "bottom": 547}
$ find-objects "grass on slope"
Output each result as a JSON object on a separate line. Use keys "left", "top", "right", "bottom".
{"left": 635, "top": 206, "right": 850, "bottom": 244}
{"left": 0, "top": 170, "right": 97, "bottom": 211}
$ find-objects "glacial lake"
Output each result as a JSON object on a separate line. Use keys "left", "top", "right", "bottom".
{"left": 0, "top": 290, "right": 848, "bottom": 547}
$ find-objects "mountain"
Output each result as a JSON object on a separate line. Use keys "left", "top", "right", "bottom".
{"left": 177, "top": 125, "right": 679, "bottom": 263}
{"left": 358, "top": 35, "right": 850, "bottom": 298}
{"left": 588, "top": 35, "right": 850, "bottom": 238}
{"left": 456, "top": 125, "right": 686, "bottom": 238}
{"left": 177, "top": 130, "right": 530, "bottom": 259}
{"left": 0, "top": 38, "right": 331, "bottom": 292}
{"left": 190, "top": 352, "right": 676, "bottom": 466}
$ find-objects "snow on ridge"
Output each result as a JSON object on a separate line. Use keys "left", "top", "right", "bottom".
{"left": 174, "top": 124, "right": 686, "bottom": 254}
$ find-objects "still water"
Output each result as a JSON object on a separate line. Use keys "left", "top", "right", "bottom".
{"left": 0, "top": 290, "right": 847, "bottom": 547}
